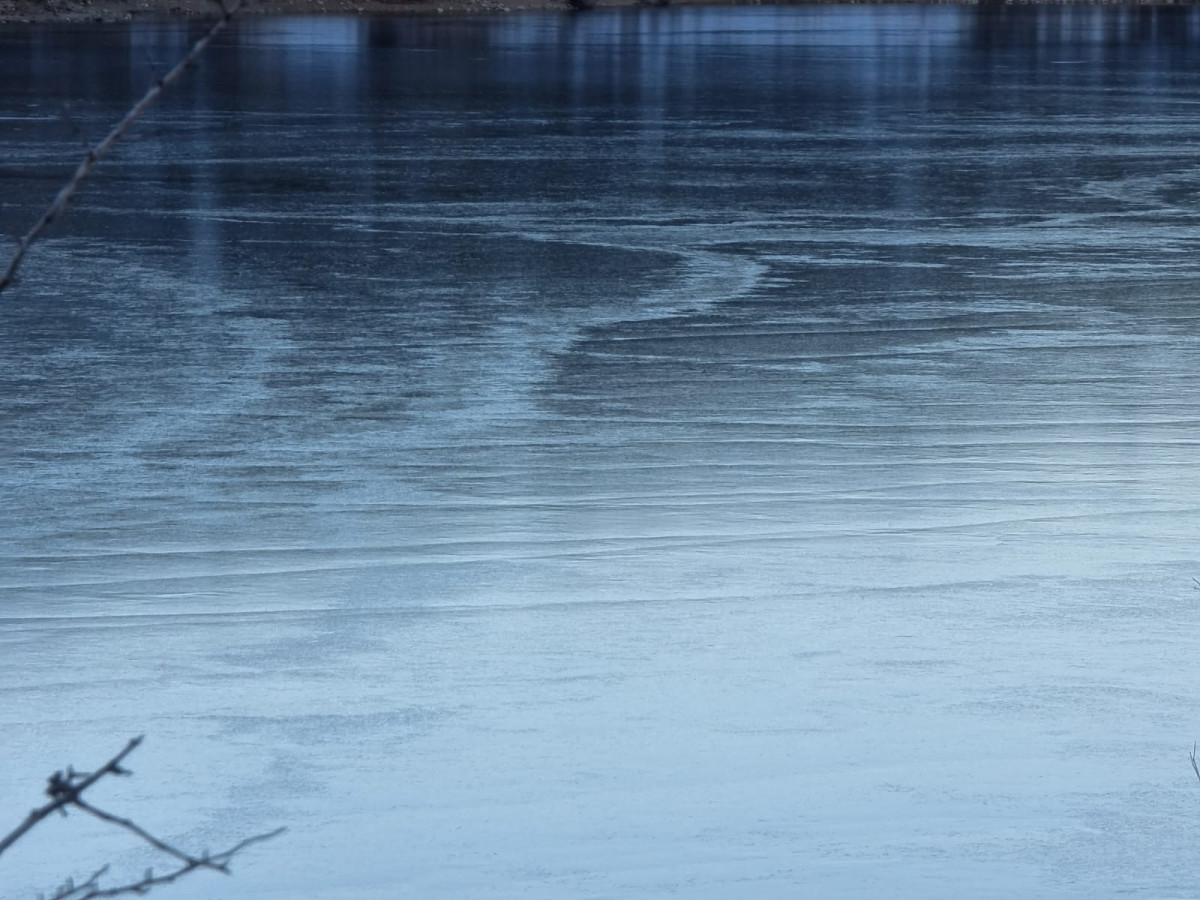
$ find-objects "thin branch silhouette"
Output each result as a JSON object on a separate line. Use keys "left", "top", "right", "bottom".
{"left": 0, "top": 736, "right": 143, "bottom": 859}
{"left": 42, "top": 829, "right": 285, "bottom": 900}
{"left": 0, "top": 0, "right": 243, "bottom": 294}
{"left": 2, "top": 5, "right": 279, "bottom": 893}
{"left": 1, "top": 736, "right": 283, "bottom": 900}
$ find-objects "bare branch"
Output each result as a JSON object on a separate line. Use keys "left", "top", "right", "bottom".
{"left": 1190, "top": 742, "right": 1200, "bottom": 785}
{"left": 0, "top": 0, "right": 243, "bottom": 294}
{"left": 0, "top": 736, "right": 143, "bottom": 859}
{"left": 46, "top": 829, "right": 286, "bottom": 900}
{"left": 1, "top": 738, "right": 283, "bottom": 900}
{"left": 44, "top": 863, "right": 109, "bottom": 900}
{"left": 72, "top": 800, "right": 217, "bottom": 871}
{"left": 206, "top": 827, "right": 287, "bottom": 867}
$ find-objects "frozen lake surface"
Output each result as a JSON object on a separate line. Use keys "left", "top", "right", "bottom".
{"left": 4, "top": 5, "right": 1200, "bottom": 897}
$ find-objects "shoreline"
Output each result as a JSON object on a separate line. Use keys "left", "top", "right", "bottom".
{"left": 1, "top": 0, "right": 1195, "bottom": 24}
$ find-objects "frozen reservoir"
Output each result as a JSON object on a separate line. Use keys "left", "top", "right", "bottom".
{"left": 3, "top": 6, "right": 1200, "bottom": 897}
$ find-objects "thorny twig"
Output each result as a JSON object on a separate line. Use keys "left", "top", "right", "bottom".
{"left": 0, "top": 0, "right": 243, "bottom": 294}
{"left": 0, "top": 737, "right": 284, "bottom": 900}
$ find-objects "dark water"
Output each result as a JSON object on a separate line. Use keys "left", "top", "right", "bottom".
{"left": 3, "top": 7, "right": 1200, "bottom": 898}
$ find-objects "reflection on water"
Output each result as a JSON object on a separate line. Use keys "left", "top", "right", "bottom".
{"left": 3, "top": 7, "right": 1200, "bottom": 899}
